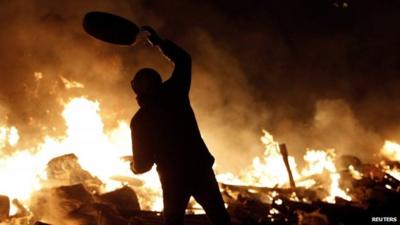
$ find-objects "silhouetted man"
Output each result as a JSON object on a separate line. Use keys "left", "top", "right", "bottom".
{"left": 130, "top": 27, "right": 231, "bottom": 225}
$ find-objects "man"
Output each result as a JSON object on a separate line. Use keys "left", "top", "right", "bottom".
{"left": 130, "top": 27, "right": 231, "bottom": 225}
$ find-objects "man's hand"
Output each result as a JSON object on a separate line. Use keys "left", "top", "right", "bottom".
{"left": 141, "top": 26, "right": 163, "bottom": 46}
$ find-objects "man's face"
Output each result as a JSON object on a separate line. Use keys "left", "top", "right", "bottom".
{"left": 132, "top": 78, "right": 159, "bottom": 96}
{"left": 131, "top": 78, "right": 161, "bottom": 107}
{"left": 132, "top": 70, "right": 161, "bottom": 95}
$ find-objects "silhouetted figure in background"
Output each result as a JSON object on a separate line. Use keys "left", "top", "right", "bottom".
{"left": 130, "top": 26, "right": 231, "bottom": 225}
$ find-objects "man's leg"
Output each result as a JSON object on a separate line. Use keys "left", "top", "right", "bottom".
{"left": 161, "top": 177, "right": 191, "bottom": 225}
{"left": 192, "top": 168, "right": 231, "bottom": 225}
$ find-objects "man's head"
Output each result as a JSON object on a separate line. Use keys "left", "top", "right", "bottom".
{"left": 131, "top": 68, "right": 162, "bottom": 106}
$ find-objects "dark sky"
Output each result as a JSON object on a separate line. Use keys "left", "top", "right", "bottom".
{"left": 146, "top": 0, "right": 400, "bottom": 128}
{"left": 1, "top": 0, "right": 400, "bottom": 171}
{"left": 127, "top": 0, "right": 400, "bottom": 163}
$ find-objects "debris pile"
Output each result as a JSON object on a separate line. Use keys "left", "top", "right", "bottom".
{"left": 0, "top": 151, "right": 398, "bottom": 225}
{"left": 220, "top": 154, "right": 400, "bottom": 225}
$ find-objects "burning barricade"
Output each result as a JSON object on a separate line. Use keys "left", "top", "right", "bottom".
{"left": 0, "top": 97, "right": 400, "bottom": 225}
{"left": 216, "top": 132, "right": 400, "bottom": 225}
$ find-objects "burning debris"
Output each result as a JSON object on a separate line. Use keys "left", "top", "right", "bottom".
{"left": 220, "top": 160, "right": 400, "bottom": 225}
{"left": 46, "top": 154, "right": 103, "bottom": 192}
{"left": 30, "top": 184, "right": 140, "bottom": 225}
{"left": 0, "top": 97, "right": 400, "bottom": 224}
{"left": 216, "top": 134, "right": 400, "bottom": 225}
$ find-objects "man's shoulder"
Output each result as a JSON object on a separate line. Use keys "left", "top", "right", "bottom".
{"left": 131, "top": 109, "right": 144, "bottom": 128}
{"left": 131, "top": 108, "right": 155, "bottom": 129}
{"left": 161, "top": 82, "right": 190, "bottom": 102}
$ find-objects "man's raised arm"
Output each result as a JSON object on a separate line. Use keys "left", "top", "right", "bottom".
{"left": 142, "top": 26, "right": 192, "bottom": 95}
{"left": 160, "top": 40, "right": 192, "bottom": 95}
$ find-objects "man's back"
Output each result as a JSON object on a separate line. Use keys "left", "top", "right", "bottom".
{"left": 131, "top": 40, "right": 214, "bottom": 175}
{"left": 156, "top": 81, "right": 214, "bottom": 172}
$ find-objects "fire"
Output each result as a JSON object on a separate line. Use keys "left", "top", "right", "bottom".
{"left": 301, "top": 149, "right": 351, "bottom": 202}
{"left": 237, "top": 130, "right": 300, "bottom": 187}
{"left": 51, "top": 97, "right": 162, "bottom": 209}
{"left": 381, "top": 140, "right": 400, "bottom": 162}
{"left": 0, "top": 126, "right": 19, "bottom": 148}
{"left": 0, "top": 150, "right": 43, "bottom": 215}
{"left": 3, "top": 95, "right": 400, "bottom": 222}
{"left": 380, "top": 140, "right": 400, "bottom": 181}
{"left": 59, "top": 97, "right": 130, "bottom": 187}
{"left": 218, "top": 131, "right": 352, "bottom": 203}
{"left": 1, "top": 95, "right": 353, "bottom": 221}
{"left": 0, "top": 97, "right": 162, "bottom": 219}
{"left": 348, "top": 165, "right": 363, "bottom": 180}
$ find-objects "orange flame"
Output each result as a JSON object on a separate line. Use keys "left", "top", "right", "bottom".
{"left": 218, "top": 131, "right": 351, "bottom": 203}
{"left": 0, "top": 97, "right": 163, "bottom": 216}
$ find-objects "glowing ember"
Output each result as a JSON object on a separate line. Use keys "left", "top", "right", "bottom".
{"left": 60, "top": 76, "right": 85, "bottom": 89}
{"left": 348, "top": 165, "right": 363, "bottom": 180}
{"left": 34, "top": 72, "right": 43, "bottom": 81}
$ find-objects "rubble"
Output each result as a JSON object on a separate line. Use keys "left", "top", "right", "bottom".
{"left": 96, "top": 186, "right": 140, "bottom": 212}
{"left": 219, "top": 157, "right": 400, "bottom": 225}
{"left": 46, "top": 154, "right": 103, "bottom": 192}
{"left": 28, "top": 184, "right": 141, "bottom": 225}
{"left": 4, "top": 148, "right": 400, "bottom": 225}
{"left": 33, "top": 222, "right": 51, "bottom": 225}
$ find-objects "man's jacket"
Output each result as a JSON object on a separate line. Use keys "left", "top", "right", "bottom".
{"left": 130, "top": 40, "right": 215, "bottom": 175}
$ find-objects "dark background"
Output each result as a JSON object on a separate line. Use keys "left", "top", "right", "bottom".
{"left": 1, "top": 0, "right": 399, "bottom": 172}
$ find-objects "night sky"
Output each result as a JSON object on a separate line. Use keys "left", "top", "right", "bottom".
{"left": 1, "top": 0, "right": 400, "bottom": 172}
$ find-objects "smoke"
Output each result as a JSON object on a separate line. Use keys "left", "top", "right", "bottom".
{"left": 187, "top": 30, "right": 271, "bottom": 172}
{"left": 273, "top": 99, "right": 382, "bottom": 164}
{"left": 134, "top": 0, "right": 400, "bottom": 168}
{"left": 0, "top": 0, "right": 147, "bottom": 146}
{"left": 1, "top": 0, "right": 400, "bottom": 172}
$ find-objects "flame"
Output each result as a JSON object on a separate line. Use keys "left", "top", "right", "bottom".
{"left": 60, "top": 76, "right": 85, "bottom": 89}
{"left": 301, "top": 149, "right": 351, "bottom": 202}
{"left": 386, "top": 167, "right": 400, "bottom": 181}
{"left": 218, "top": 131, "right": 351, "bottom": 203}
{"left": 0, "top": 96, "right": 353, "bottom": 220}
{"left": 8, "top": 95, "right": 400, "bottom": 221}
{"left": 0, "top": 126, "right": 19, "bottom": 148}
{"left": 381, "top": 140, "right": 400, "bottom": 162}
{"left": 59, "top": 97, "right": 130, "bottom": 186}
{"left": 54, "top": 97, "right": 162, "bottom": 208}
{"left": 348, "top": 165, "right": 363, "bottom": 180}
{"left": 380, "top": 140, "right": 400, "bottom": 181}
{"left": 238, "top": 130, "right": 301, "bottom": 187}
{"left": 0, "top": 97, "right": 163, "bottom": 219}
